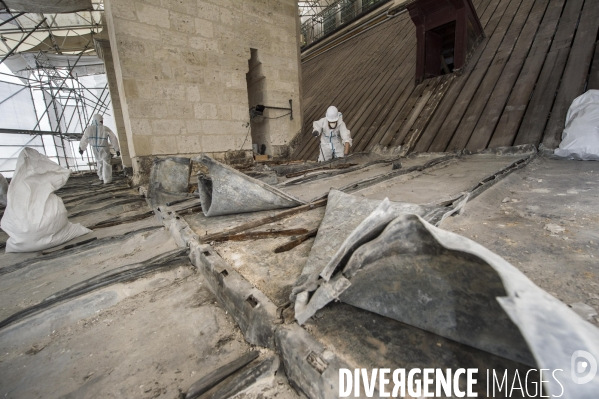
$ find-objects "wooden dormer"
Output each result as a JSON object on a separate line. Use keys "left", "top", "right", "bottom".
{"left": 407, "top": 0, "right": 485, "bottom": 83}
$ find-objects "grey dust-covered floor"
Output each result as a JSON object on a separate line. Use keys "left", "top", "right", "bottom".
{"left": 0, "top": 174, "right": 300, "bottom": 399}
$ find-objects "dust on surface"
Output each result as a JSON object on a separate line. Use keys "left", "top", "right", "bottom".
{"left": 214, "top": 208, "right": 325, "bottom": 306}
{"left": 0, "top": 273, "right": 252, "bottom": 399}
{"left": 441, "top": 157, "right": 599, "bottom": 325}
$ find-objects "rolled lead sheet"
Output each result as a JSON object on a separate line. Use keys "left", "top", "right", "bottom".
{"left": 293, "top": 205, "right": 599, "bottom": 398}
{"left": 290, "top": 189, "right": 459, "bottom": 303}
{"left": 194, "top": 154, "right": 304, "bottom": 217}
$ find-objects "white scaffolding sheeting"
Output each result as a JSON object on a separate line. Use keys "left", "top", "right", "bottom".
{"left": 0, "top": 133, "right": 44, "bottom": 177}
{"left": 0, "top": 80, "right": 37, "bottom": 129}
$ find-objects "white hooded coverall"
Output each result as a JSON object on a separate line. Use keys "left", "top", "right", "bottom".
{"left": 79, "top": 115, "right": 120, "bottom": 184}
{"left": 313, "top": 114, "right": 352, "bottom": 162}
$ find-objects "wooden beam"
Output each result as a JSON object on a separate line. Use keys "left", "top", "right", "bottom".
{"left": 199, "top": 200, "right": 328, "bottom": 244}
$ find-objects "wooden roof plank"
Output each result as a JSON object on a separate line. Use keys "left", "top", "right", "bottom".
{"left": 542, "top": 0, "right": 599, "bottom": 148}
{"left": 449, "top": 0, "right": 537, "bottom": 151}
{"left": 486, "top": 0, "right": 566, "bottom": 148}
{"left": 404, "top": 74, "right": 455, "bottom": 153}
{"left": 429, "top": 0, "right": 524, "bottom": 152}
{"left": 589, "top": 41, "right": 599, "bottom": 90}
{"left": 342, "top": 26, "right": 418, "bottom": 153}
{"left": 389, "top": 77, "right": 441, "bottom": 148}
{"left": 514, "top": 0, "right": 585, "bottom": 146}
{"left": 463, "top": 0, "right": 548, "bottom": 151}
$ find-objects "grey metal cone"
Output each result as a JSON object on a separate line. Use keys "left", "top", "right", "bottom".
{"left": 195, "top": 154, "right": 305, "bottom": 217}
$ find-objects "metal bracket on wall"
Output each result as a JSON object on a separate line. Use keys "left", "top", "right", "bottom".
{"left": 254, "top": 99, "right": 293, "bottom": 120}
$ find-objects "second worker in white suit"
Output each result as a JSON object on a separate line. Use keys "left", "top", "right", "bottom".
{"left": 313, "top": 106, "right": 352, "bottom": 161}
{"left": 79, "top": 114, "right": 120, "bottom": 184}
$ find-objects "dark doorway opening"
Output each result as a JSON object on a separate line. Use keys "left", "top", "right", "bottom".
{"left": 425, "top": 21, "right": 456, "bottom": 79}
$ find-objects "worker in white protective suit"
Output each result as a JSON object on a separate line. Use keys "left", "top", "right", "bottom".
{"left": 79, "top": 114, "right": 120, "bottom": 184}
{"left": 312, "top": 106, "right": 352, "bottom": 161}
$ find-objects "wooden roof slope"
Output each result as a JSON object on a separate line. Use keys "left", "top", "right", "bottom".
{"left": 293, "top": 0, "right": 599, "bottom": 160}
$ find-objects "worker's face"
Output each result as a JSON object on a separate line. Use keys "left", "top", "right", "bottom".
{"left": 328, "top": 121, "right": 337, "bottom": 129}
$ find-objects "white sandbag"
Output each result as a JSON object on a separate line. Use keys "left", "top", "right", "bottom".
{"left": 0, "top": 148, "right": 91, "bottom": 253}
{"left": 0, "top": 173, "right": 7, "bottom": 206}
{"left": 554, "top": 90, "right": 599, "bottom": 160}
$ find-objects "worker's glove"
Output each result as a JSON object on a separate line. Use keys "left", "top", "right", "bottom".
{"left": 116, "top": 151, "right": 121, "bottom": 157}
{"left": 312, "top": 130, "right": 319, "bottom": 137}
{"left": 78, "top": 148, "right": 84, "bottom": 155}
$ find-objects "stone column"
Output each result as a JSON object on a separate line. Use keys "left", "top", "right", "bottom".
{"left": 94, "top": 36, "right": 132, "bottom": 169}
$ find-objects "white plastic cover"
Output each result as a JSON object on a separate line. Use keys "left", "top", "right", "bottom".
{"left": 554, "top": 90, "right": 599, "bottom": 160}
{"left": 0, "top": 148, "right": 91, "bottom": 253}
{"left": 0, "top": 173, "right": 7, "bottom": 206}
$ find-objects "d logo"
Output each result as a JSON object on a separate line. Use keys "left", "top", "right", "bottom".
{"left": 571, "top": 351, "right": 598, "bottom": 385}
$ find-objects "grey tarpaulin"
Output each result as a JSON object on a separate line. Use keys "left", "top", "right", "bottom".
{"left": 148, "top": 157, "right": 190, "bottom": 208}
{"left": 194, "top": 154, "right": 304, "bottom": 217}
{"left": 4, "top": 0, "right": 92, "bottom": 13}
{"left": 293, "top": 204, "right": 599, "bottom": 398}
{"left": 291, "top": 189, "right": 463, "bottom": 305}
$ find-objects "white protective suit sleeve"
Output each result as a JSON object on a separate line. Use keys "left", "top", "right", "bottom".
{"left": 79, "top": 125, "right": 92, "bottom": 151}
{"left": 313, "top": 118, "right": 325, "bottom": 135}
{"left": 105, "top": 126, "right": 120, "bottom": 152}
{"left": 338, "top": 121, "right": 352, "bottom": 146}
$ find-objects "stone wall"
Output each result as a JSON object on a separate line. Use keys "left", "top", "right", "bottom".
{"left": 103, "top": 0, "right": 303, "bottom": 183}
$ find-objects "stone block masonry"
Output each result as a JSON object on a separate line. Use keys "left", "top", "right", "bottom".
{"left": 103, "top": 0, "right": 303, "bottom": 184}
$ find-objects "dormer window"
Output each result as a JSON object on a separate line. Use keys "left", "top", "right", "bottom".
{"left": 407, "top": 0, "right": 485, "bottom": 84}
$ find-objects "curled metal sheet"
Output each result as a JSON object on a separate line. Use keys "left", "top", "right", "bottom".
{"left": 148, "top": 157, "right": 191, "bottom": 208}
{"left": 291, "top": 189, "right": 460, "bottom": 304}
{"left": 195, "top": 154, "right": 304, "bottom": 217}
{"left": 293, "top": 204, "right": 599, "bottom": 398}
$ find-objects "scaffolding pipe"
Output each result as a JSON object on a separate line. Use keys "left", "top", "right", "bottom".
{"left": 0, "top": 18, "right": 47, "bottom": 65}
{"left": 0, "top": 12, "right": 25, "bottom": 28}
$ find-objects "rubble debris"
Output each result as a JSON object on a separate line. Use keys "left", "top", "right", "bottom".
{"left": 195, "top": 154, "right": 304, "bottom": 217}
{"left": 545, "top": 223, "right": 566, "bottom": 234}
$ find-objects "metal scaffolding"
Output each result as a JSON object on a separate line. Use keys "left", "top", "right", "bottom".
{"left": 299, "top": 0, "right": 391, "bottom": 48}
{"left": 0, "top": 0, "right": 112, "bottom": 178}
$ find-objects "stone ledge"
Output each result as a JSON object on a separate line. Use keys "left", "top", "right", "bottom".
{"left": 190, "top": 243, "right": 279, "bottom": 349}
{"left": 156, "top": 204, "right": 357, "bottom": 398}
